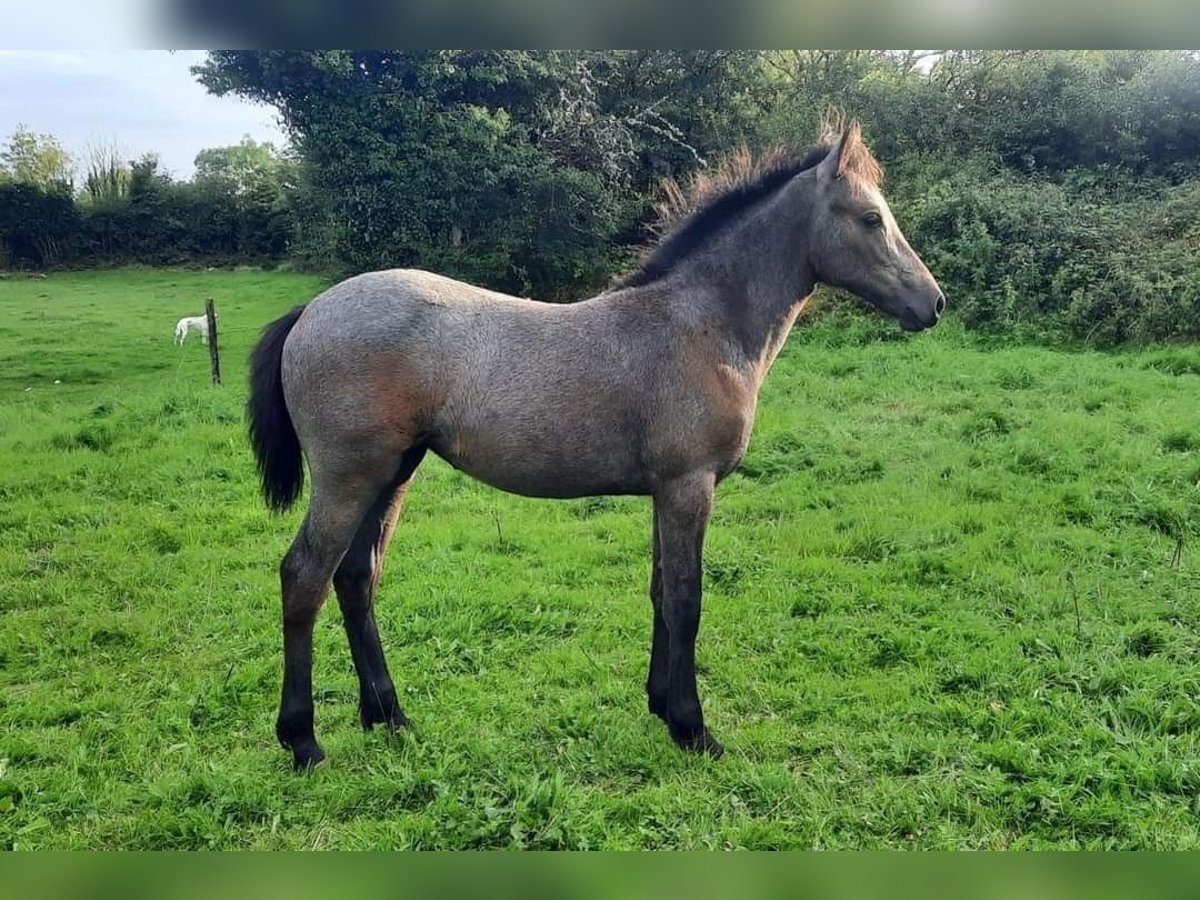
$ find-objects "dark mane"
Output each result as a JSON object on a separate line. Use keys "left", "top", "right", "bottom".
{"left": 617, "top": 143, "right": 833, "bottom": 290}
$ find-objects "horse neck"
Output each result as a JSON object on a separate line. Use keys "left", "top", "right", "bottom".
{"left": 672, "top": 172, "right": 817, "bottom": 385}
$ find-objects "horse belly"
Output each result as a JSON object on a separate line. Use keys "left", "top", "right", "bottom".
{"left": 430, "top": 425, "right": 649, "bottom": 499}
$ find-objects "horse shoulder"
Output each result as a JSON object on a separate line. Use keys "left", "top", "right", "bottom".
{"left": 647, "top": 330, "right": 757, "bottom": 478}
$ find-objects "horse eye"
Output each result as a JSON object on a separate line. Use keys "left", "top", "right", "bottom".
{"left": 863, "top": 211, "right": 884, "bottom": 229}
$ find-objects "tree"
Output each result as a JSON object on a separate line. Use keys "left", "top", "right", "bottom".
{"left": 194, "top": 136, "right": 286, "bottom": 196}
{"left": 191, "top": 51, "right": 774, "bottom": 295}
{"left": 0, "top": 125, "right": 73, "bottom": 188}
{"left": 81, "top": 140, "right": 132, "bottom": 204}
{"left": 192, "top": 51, "right": 628, "bottom": 295}
{"left": 193, "top": 138, "right": 297, "bottom": 259}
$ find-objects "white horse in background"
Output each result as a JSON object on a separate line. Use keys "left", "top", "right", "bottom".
{"left": 174, "top": 315, "right": 209, "bottom": 346}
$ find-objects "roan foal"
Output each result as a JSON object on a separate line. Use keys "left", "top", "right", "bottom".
{"left": 248, "top": 120, "right": 945, "bottom": 769}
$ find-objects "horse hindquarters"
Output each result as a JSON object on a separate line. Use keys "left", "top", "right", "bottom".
{"left": 252, "top": 303, "right": 435, "bottom": 769}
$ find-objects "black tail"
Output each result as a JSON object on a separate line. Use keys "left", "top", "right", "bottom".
{"left": 248, "top": 305, "right": 307, "bottom": 513}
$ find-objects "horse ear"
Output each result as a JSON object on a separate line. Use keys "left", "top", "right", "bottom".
{"left": 817, "top": 120, "right": 863, "bottom": 182}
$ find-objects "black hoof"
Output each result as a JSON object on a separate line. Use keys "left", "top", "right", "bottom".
{"left": 277, "top": 715, "right": 325, "bottom": 771}
{"left": 288, "top": 741, "right": 326, "bottom": 771}
{"left": 671, "top": 726, "right": 725, "bottom": 759}
{"left": 360, "top": 692, "right": 408, "bottom": 733}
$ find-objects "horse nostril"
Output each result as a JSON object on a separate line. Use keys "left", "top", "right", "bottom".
{"left": 934, "top": 293, "right": 946, "bottom": 319}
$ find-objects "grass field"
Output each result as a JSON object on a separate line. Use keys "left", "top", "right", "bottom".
{"left": 2, "top": 269, "right": 1200, "bottom": 849}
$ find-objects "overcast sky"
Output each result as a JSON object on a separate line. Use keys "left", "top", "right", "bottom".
{"left": 0, "top": 50, "right": 288, "bottom": 180}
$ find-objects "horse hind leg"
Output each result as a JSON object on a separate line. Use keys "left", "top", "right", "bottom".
{"left": 332, "top": 445, "right": 427, "bottom": 734}
{"left": 276, "top": 475, "right": 382, "bottom": 770}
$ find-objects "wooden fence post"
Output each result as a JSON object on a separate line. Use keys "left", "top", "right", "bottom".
{"left": 205, "top": 298, "right": 221, "bottom": 386}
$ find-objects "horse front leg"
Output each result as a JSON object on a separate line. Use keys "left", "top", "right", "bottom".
{"left": 646, "top": 510, "right": 670, "bottom": 721}
{"left": 654, "top": 472, "right": 723, "bottom": 757}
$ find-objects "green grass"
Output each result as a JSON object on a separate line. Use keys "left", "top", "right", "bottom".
{"left": 2, "top": 269, "right": 1200, "bottom": 849}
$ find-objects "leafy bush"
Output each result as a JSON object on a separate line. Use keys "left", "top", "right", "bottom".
{"left": 893, "top": 159, "right": 1200, "bottom": 345}
{"left": 0, "top": 181, "right": 80, "bottom": 268}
